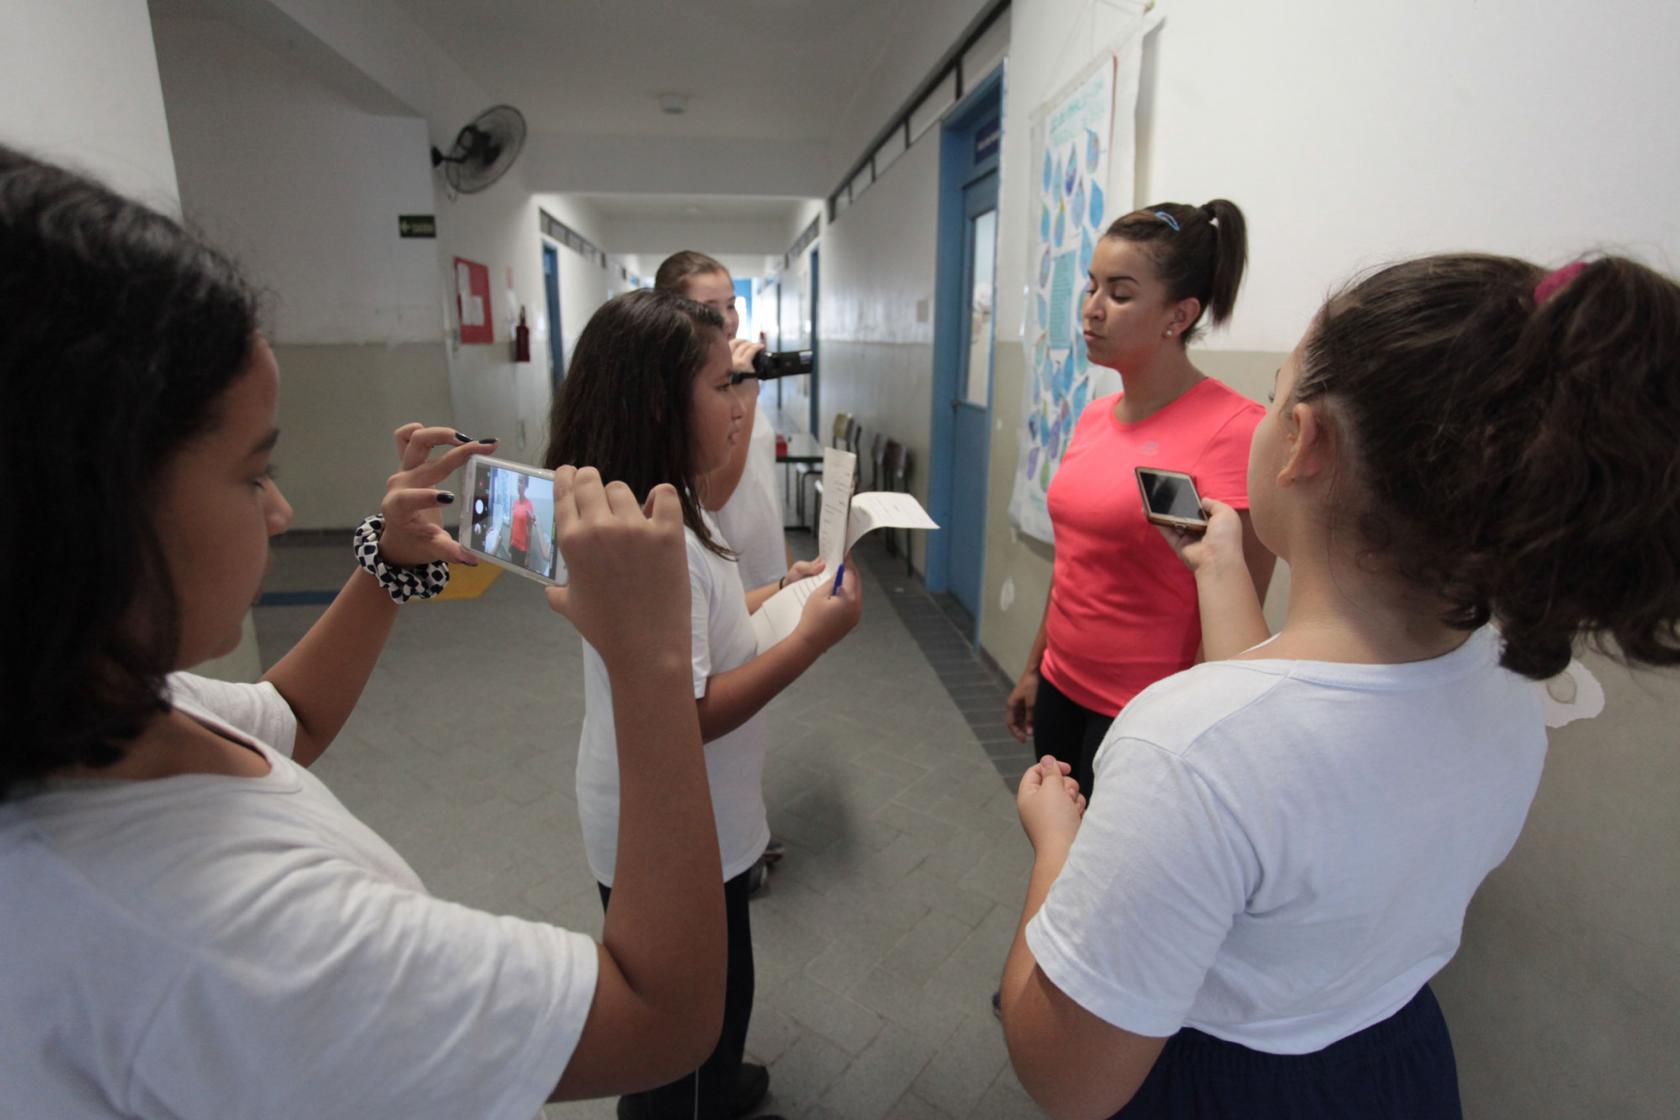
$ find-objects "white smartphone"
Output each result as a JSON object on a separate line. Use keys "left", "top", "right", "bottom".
{"left": 459, "top": 454, "right": 567, "bottom": 586}
{"left": 1135, "top": 467, "right": 1209, "bottom": 532}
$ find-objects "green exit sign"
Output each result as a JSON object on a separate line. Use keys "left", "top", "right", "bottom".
{"left": 398, "top": 214, "right": 437, "bottom": 238}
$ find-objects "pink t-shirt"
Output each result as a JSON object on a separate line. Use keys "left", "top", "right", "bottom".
{"left": 1040, "top": 379, "right": 1263, "bottom": 716}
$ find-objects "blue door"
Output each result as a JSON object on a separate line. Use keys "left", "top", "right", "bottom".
{"left": 927, "top": 70, "right": 1003, "bottom": 634}
{"left": 947, "top": 171, "right": 999, "bottom": 621}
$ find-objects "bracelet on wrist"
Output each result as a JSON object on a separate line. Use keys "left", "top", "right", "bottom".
{"left": 353, "top": 514, "right": 451, "bottom": 603}
{"left": 777, "top": 574, "right": 787, "bottom": 591}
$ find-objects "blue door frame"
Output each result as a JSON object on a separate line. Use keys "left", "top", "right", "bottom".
{"left": 542, "top": 242, "right": 564, "bottom": 395}
{"left": 926, "top": 68, "right": 1004, "bottom": 635}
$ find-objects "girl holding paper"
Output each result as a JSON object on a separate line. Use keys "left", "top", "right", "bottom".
{"left": 544, "top": 289, "right": 862, "bottom": 1120}
{"left": 655, "top": 250, "right": 797, "bottom": 885}
{"left": 1004, "top": 200, "right": 1274, "bottom": 804}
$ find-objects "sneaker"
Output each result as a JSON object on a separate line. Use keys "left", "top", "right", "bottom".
{"left": 745, "top": 857, "right": 769, "bottom": 899}
{"left": 761, "top": 837, "right": 786, "bottom": 866}
{"left": 730, "top": 1061, "right": 770, "bottom": 1117}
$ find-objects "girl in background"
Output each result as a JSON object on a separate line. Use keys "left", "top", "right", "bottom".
{"left": 1005, "top": 200, "right": 1274, "bottom": 805}
{"left": 1, "top": 145, "right": 729, "bottom": 1118}
{"left": 546, "top": 288, "right": 862, "bottom": 1120}
{"left": 1002, "top": 253, "right": 1680, "bottom": 1117}
{"left": 656, "top": 249, "right": 795, "bottom": 883}
{"left": 654, "top": 250, "right": 791, "bottom": 594}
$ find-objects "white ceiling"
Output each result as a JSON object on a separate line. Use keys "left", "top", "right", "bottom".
{"left": 572, "top": 192, "right": 807, "bottom": 222}
{"left": 391, "top": 0, "right": 909, "bottom": 143}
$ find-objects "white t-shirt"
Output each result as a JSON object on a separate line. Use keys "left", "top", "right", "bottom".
{"left": 576, "top": 514, "right": 770, "bottom": 886}
{"left": 714, "top": 406, "right": 787, "bottom": 593}
{"left": 0, "top": 673, "right": 598, "bottom": 1120}
{"left": 1026, "top": 627, "right": 1547, "bottom": 1053}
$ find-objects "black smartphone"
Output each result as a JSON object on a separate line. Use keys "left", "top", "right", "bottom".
{"left": 1135, "top": 467, "right": 1209, "bottom": 531}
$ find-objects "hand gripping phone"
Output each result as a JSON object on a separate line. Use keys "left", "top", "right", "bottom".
{"left": 458, "top": 454, "right": 568, "bottom": 586}
{"left": 1135, "top": 467, "right": 1210, "bottom": 532}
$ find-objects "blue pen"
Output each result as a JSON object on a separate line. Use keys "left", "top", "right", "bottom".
{"left": 831, "top": 561, "right": 846, "bottom": 594}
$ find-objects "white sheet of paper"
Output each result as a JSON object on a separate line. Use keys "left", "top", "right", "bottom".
{"left": 817, "top": 446, "right": 857, "bottom": 572}
{"left": 751, "top": 573, "right": 828, "bottom": 654}
{"left": 843, "top": 491, "right": 940, "bottom": 553}
{"left": 751, "top": 486, "right": 939, "bottom": 654}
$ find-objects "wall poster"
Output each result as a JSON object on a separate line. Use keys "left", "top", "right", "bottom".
{"left": 1007, "top": 33, "right": 1146, "bottom": 544}
{"left": 454, "top": 256, "right": 493, "bottom": 344}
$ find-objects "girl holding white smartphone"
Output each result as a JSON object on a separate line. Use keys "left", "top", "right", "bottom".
{"left": 1, "top": 146, "right": 728, "bottom": 1118}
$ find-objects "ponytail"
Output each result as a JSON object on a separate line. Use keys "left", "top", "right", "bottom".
{"left": 1297, "top": 253, "right": 1680, "bottom": 680}
{"left": 1198, "top": 199, "right": 1246, "bottom": 328}
{"left": 1105, "top": 198, "right": 1248, "bottom": 341}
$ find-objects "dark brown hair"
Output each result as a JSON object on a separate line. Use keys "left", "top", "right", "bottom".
{"left": 1296, "top": 253, "right": 1680, "bottom": 680}
{"left": 0, "top": 145, "right": 259, "bottom": 798}
{"left": 543, "top": 288, "right": 732, "bottom": 556}
{"left": 1105, "top": 199, "right": 1247, "bottom": 342}
{"left": 654, "top": 250, "right": 729, "bottom": 294}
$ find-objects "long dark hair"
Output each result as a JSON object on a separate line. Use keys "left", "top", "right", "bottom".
{"left": 1297, "top": 253, "right": 1680, "bottom": 680}
{"left": 543, "top": 288, "right": 731, "bottom": 556}
{"left": 0, "top": 145, "right": 259, "bottom": 799}
{"left": 1105, "top": 198, "right": 1247, "bottom": 342}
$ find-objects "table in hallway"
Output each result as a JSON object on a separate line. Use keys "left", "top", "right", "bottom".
{"left": 775, "top": 431, "right": 823, "bottom": 530}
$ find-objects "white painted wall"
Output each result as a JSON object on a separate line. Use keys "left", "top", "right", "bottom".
{"left": 817, "top": 133, "right": 941, "bottom": 567}
{"left": 995, "top": 0, "right": 1680, "bottom": 352}
{"left": 0, "top": 0, "right": 180, "bottom": 209}
{"left": 236, "top": 0, "right": 490, "bottom": 150}
{"left": 151, "top": 15, "right": 441, "bottom": 345}
{"left": 601, "top": 214, "right": 793, "bottom": 260}
{"left": 151, "top": 2, "right": 617, "bottom": 524}
{"left": 0, "top": 0, "right": 266, "bottom": 682}
{"left": 532, "top": 191, "right": 616, "bottom": 419}
{"left": 524, "top": 134, "right": 830, "bottom": 197}
{"left": 784, "top": 199, "right": 825, "bottom": 246}
{"left": 152, "top": 9, "right": 457, "bottom": 531}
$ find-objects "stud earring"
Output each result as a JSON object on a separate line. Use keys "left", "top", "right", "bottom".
{"left": 1165, "top": 329, "right": 1175, "bottom": 337}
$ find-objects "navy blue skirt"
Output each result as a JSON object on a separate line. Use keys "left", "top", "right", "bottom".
{"left": 1113, "top": 985, "right": 1462, "bottom": 1119}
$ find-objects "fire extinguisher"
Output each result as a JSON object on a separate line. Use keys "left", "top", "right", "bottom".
{"left": 512, "top": 306, "right": 531, "bottom": 363}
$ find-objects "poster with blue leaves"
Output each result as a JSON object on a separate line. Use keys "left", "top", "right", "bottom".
{"left": 1008, "top": 52, "right": 1119, "bottom": 543}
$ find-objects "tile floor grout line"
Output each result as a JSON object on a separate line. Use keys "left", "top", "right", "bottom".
{"left": 853, "top": 541, "right": 1027, "bottom": 788}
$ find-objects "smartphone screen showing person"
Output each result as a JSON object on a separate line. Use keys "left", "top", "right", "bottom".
{"left": 461, "top": 455, "right": 566, "bottom": 584}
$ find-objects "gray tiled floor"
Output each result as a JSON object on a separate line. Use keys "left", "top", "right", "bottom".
{"left": 254, "top": 533, "right": 1044, "bottom": 1119}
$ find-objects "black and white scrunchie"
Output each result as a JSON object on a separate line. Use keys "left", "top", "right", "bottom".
{"left": 353, "top": 514, "right": 451, "bottom": 603}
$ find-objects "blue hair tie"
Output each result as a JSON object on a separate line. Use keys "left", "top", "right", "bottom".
{"left": 1153, "top": 210, "right": 1180, "bottom": 232}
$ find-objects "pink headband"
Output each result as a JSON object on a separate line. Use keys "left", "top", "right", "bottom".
{"left": 1534, "top": 260, "right": 1587, "bottom": 305}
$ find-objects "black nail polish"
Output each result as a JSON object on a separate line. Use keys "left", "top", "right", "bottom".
{"left": 436, "top": 491, "right": 455, "bottom": 505}
{"left": 480, "top": 436, "right": 498, "bottom": 444}
{"left": 455, "top": 431, "right": 471, "bottom": 442}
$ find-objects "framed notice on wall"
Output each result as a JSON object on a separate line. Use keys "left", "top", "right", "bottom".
{"left": 454, "top": 257, "right": 493, "bottom": 344}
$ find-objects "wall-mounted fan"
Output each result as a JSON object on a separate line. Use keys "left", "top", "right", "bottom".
{"left": 430, "top": 105, "right": 527, "bottom": 194}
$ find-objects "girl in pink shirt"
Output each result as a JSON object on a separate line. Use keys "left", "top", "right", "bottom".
{"left": 1005, "top": 200, "right": 1276, "bottom": 803}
